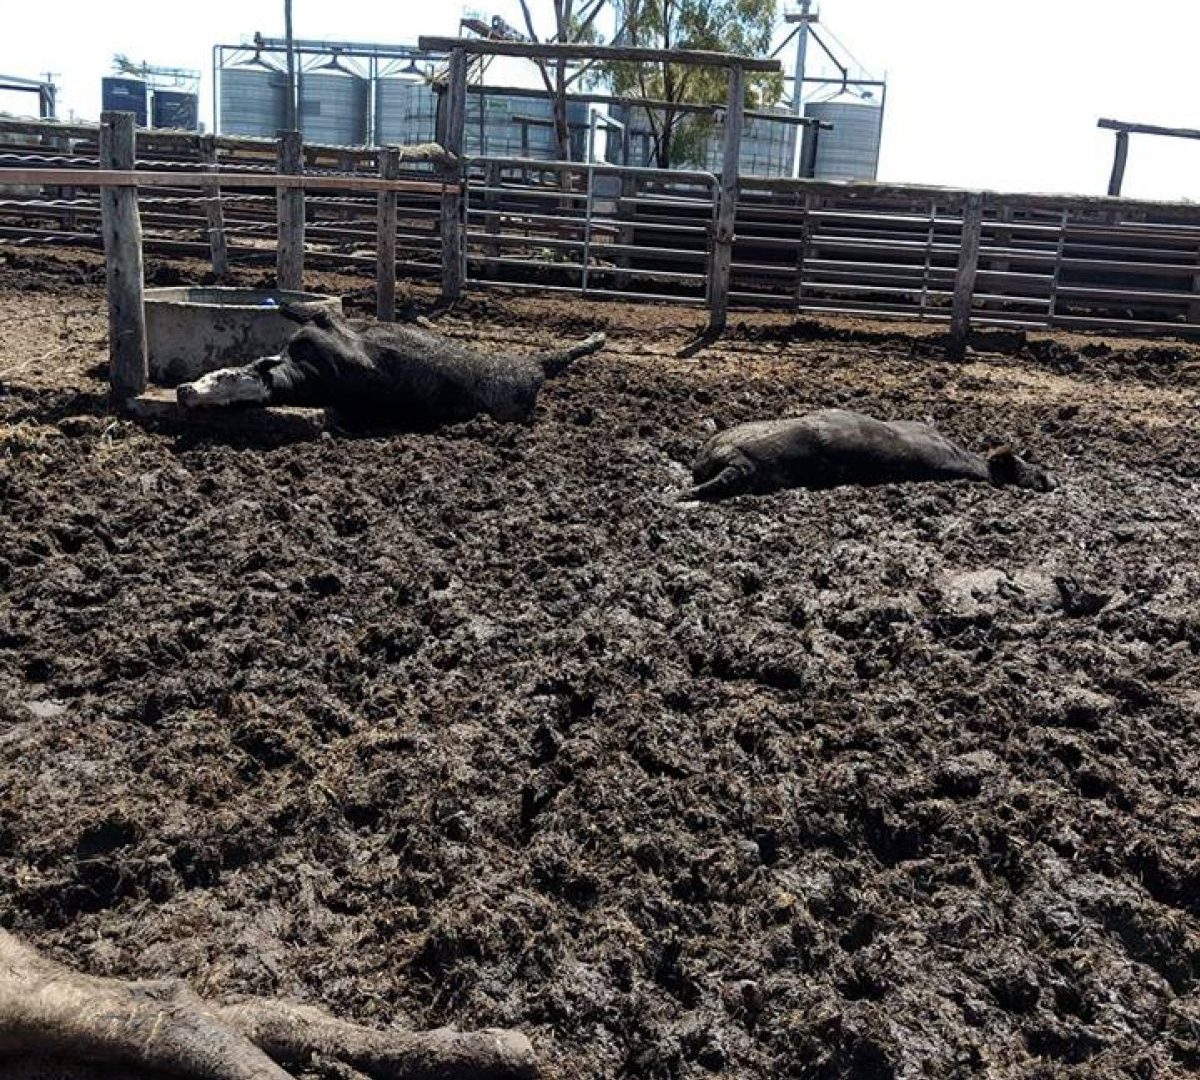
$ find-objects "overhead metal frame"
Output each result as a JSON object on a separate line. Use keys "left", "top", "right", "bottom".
{"left": 0, "top": 75, "right": 56, "bottom": 120}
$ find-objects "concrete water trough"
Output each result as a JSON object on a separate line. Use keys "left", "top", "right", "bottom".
{"left": 145, "top": 287, "right": 342, "bottom": 385}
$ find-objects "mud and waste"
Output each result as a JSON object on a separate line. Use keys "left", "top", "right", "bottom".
{"left": 1, "top": 249, "right": 1198, "bottom": 1077}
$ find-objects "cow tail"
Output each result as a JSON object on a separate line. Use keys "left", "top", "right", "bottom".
{"left": 538, "top": 332, "right": 607, "bottom": 378}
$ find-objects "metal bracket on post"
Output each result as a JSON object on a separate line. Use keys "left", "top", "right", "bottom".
{"left": 99, "top": 110, "right": 147, "bottom": 402}
{"left": 948, "top": 190, "right": 985, "bottom": 360}
{"left": 377, "top": 146, "right": 401, "bottom": 321}
{"left": 277, "top": 129, "right": 304, "bottom": 291}
{"left": 440, "top": 48, "right": 467, "bottom": 303}
{"left": 709, "top": 64, "right": 745, "bottom": 332}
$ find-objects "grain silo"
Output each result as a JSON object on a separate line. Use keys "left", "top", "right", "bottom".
{"left": 374, "top": 78, "right": 437, "bottom": 145}
{"left": 219, "top": 66, "right": 288, "bottom": 137}
{"left": 298, "top": 70, "right": 369, "bottom": 146}
{"left": 801, "top": 95, "right": 882, "bottom": 180}
{"left": 702, "top": 110, "right": 798, "bottom": 178}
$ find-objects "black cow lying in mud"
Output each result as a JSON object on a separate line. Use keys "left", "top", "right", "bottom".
{"left": 684, "top": 408, "right": 1056, "bottom": 500}
{"left": 177, "top": 306, "right": 606, "bottom": 428}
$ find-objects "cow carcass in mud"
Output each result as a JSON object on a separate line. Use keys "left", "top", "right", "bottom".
{"left": 177, "top": 306, "right": 606, "bottom": 428}
{"left": 685, "top": 408, "right": 1056, "bottom": 500}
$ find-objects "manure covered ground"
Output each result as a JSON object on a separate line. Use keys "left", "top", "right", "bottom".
{"left": 1, "top": 249, "right": 1199, "bottom": 1078}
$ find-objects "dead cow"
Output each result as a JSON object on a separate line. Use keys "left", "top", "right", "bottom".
{"left": 0, "top": 927, "right": 536, "bottom": 1080}
{"left": 177, "top": 307, "right": 606, "bottom": 427}
{"left": 685, "top": 408, "right": 1055, "bottom": 500}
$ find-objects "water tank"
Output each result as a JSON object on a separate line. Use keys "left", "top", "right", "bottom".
{"left": 152, "top": 90, "right": 199, "bottom": 130}
{"left": 299, "top": 71, "right": 369, "bottom": 145}
{"left": 101, "top": 77, "right": 147, "bottom": 126}
{"left": 219, "top": 67, "right": 288, "bottom": 137}
{"left": 374, "top": 78, "right": 437, "bottom": 146}
{"left": 801, "top": 97, "right": 882, "bottom": 180}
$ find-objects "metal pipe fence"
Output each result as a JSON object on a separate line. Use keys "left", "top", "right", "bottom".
{"left": 5, "top": 116, "right": 1200, "bottom": 340}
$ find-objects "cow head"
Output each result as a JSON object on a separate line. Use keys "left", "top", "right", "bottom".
{"left": 987, "top": 447, "right": 1057, "bottom": 492}
{"left": 177, "top": 356, "right": 280, "bottom": 409}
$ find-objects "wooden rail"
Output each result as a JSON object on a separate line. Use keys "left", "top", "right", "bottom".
{"left": 0, "top": 169, "right": 454, "bottom": 194}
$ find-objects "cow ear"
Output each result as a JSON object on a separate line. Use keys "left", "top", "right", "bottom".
{"left": 281, "top": 302, "right": 336, "bottom": 330}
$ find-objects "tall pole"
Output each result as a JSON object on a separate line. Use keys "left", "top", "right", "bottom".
{"left": 791, "top": 0, "right": 812, "bottom": 116}
{"left": 785, "top": 4, "right": 818, "bottom": 177}
{"left": 284, "top": 0, "right": 297, "bottom": 132}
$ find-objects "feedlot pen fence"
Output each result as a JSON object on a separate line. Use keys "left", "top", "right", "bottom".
{"left": 4, "top": 116, "right": 1200, "bottom": 344}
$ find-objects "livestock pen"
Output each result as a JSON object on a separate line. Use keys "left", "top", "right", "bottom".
{"left": 2, "top": 39, "right": 1200, "bottom": 1080}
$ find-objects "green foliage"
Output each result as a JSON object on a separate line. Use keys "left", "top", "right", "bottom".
{"left": 603, "top": 0, "right": 783, "bottom": 168}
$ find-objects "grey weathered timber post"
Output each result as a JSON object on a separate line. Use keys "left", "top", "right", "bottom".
{"left": 376, "top": 146, "right": 401, "bottom": 321}
{"left": 440, "top": 48, "right": 467, "bottom": 302}
{"left": 99, "top": 111, "right": 147, "bottom": 401}
{"left": 948, "top": 191, "right": 985, "bottom": 360}
{"left": 709, "top": 64, "right": 745, "bottom": 331}
{"left": 277, "top": 130, "right": 304, "bottom": 291}
{"left": 1107, "top": 130, "right": 1129, "bottom": 197}
{"left": 199, "top": 134, "right": 228, "bottom": 278}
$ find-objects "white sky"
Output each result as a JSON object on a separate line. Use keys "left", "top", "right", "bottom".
{"left": 2, "top": 1, "right": 1199, "bottom": 200}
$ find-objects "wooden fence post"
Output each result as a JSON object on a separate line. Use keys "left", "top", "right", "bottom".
{"left": 376, "top": 146, "right": 401, "bottom": 321}
{"left": 440, "top": 48, "right": 467, "bottom": 303}
{"left": 277, "top": 129, "right": 304, "bottom": 291}
{"left": 948, "top": 191, "right": 985, "bottom": 360}
{"left": 199, "top": 134, "right": 229, "bottom": 278}
{"left": 1107, "top": 130, "right": 1129, "bottom": 197}
{"left": 99, "top": 110, "right": 147, "bottom": 401}
{"left": 709, "top": 64, "right": 745, "bottom": 332}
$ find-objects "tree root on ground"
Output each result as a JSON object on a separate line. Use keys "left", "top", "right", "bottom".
{"left": 0, "top": 930, "right": 536, "bottom": 1080}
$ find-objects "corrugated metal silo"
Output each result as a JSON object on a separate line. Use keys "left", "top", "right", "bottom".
{"left": 702, "top": 109, "right": 798, "bottom": 178}
{"left": 465, "top": 92, "right": 589, "bottom": 159}
{"left": 299, "top": 71, "right": 369, "bottom": 146}
{"left": 220, "top": 67, "right": 288, "bottom": 137}
{"left": 374, "top": 78, "right": 437, "bottom": 145}
{"left": 101, "top": 77, "right": 148, "bottom": 125}
{"left": 152, "top": 90, "right": 199, "bottom": 130}
{"left": 801, "top": 97, "right": 882, "bottom": 180}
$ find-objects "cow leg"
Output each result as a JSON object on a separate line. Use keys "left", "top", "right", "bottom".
{"left": 216, "top": 999, "right": 535, "bottom": 1080}
{"left": 0, "top": 930, "right": 535, "bottom": 1080}
{"left": 680, "top": 464, "right": 754, "bottom": 501}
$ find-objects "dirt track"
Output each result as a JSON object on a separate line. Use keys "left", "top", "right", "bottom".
{"left": 1, "top": 248, "right": 1199, "bottom": 1078}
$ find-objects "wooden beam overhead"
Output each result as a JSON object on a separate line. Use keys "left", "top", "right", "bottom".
{"left": 417, "top": 36, "right": 783, "bottom": 72}
{"left": 1098, "top": 117, "right": 1200, "bottom": 141}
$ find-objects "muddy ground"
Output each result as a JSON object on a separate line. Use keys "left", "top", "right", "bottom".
{"left": 1, "top": 247, "right": 1199, "bottom": 1078}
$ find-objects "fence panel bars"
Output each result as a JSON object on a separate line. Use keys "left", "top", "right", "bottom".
{"left": 918, "top": 198, "right": 937, "bottom": 320}
{"left": 1046, "top": 208, "right": 1069, "bottom": 325}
